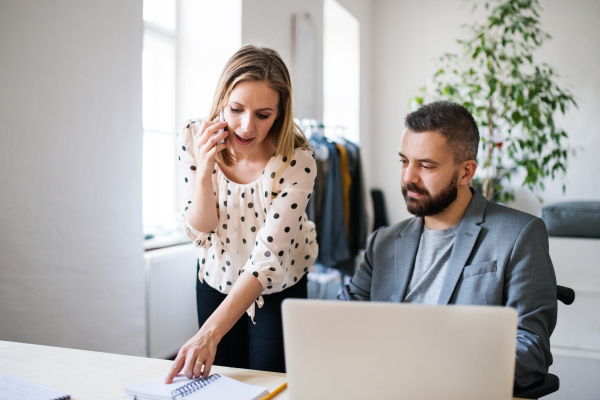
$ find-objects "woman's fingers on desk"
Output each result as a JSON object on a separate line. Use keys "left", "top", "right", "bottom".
{"left": 202, "top": 359, "right": 214, "bottom": 378}
{"left": 165, "top": 353, "right": 185, "bottom": 384}
{"left": 191, "top": 354, "right": 214, "bottom": 379}
{"left": 182, "top": 339, "right": 217, "bottom": 379}
{"left": 165, "top": 336, "right": 218, "bottom": 383}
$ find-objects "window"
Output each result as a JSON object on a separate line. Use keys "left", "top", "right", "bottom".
{"left": 323, "top": 0, "right": 360, "bottom": 143}
{"left": 143, "top": 0, "right": 177, "bottom": 240}
{"left": 142, "top": 0, "right": 241, "bottom": 246}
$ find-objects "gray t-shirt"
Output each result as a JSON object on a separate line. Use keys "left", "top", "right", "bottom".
{"left": 404, "top": 223, "right": 460, "bottom": 304}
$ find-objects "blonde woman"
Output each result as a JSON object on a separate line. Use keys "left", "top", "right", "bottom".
{"left": 166, "top": 45, "right": 318, "bottom": 383}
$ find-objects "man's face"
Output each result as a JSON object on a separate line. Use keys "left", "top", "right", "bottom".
{"left": 399, "top": 129, "right": 460, "bottom": 217}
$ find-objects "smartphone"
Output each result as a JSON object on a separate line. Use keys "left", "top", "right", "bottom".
{"left": 217, "top": 108, "right": 226, "bottom": 145}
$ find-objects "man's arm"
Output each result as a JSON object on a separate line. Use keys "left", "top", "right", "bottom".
{"left": 505, "top": 217, "right": 557, "bottom": 388}
{"left": 338, "top": 229, "right": 380, "bottom": 301}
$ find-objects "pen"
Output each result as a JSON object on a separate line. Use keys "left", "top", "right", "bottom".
{"left": 260, "top": 382, "right": 287, "bottom": 400}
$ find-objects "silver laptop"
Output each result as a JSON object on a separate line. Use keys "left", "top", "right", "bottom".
{"left": 282, "top": 299, "right": 517, "bottom": 400}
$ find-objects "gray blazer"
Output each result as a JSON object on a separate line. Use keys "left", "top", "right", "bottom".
{"left": 340, "top": 190, "right": 557, "bottom": 388}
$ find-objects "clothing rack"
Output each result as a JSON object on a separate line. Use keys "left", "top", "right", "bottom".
{"left": 294, "top": 118, "right": 347, "bottom": 141}
{"left": 295, "top": 117, "right": 374, "bottom": 298}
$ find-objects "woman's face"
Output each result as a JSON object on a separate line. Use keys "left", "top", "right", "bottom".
{"left": 224, "top": 80, "right": 280, "bottom": 155}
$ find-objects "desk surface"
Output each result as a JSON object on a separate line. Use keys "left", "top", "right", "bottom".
{"left": 0, "top": 340, "right": 525, "bottom": 400}
{"left": 0, "top": 340, "right": 288, "bottom": 399}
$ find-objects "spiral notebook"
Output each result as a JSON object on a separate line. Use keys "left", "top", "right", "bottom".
{"left": 124, "top": 373, "right": 268, "bottom": 400}
{"left": 0, "top": 374, "right": 70, "bottom": 400}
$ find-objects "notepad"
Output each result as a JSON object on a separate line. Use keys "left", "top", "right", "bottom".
{"left": 124, "top": 373, "right": 268, "bottom": 400}
{"left": 0, "top": 374, "right": 70, "bottom": 400}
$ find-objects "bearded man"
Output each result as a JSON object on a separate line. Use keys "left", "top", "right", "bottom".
{"left": 339, "top": 101, "right": 557, "bottom": 389}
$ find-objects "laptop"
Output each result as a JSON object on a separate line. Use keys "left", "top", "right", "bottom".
{"left": 282, "top": 300, "right": 517, "bottom": 400}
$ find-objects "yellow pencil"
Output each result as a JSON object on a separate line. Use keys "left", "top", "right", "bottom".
{"left": 260, "top": 382, "right": 287, "bottom": 400}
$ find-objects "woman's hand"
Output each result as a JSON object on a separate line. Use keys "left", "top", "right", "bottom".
{"left": 193, "top": 119, "right": 229, "bottom": 178}
{"left": 164, "top": 327, "right": 220, "bottom": 383}
{"left": 164, "top": 272, "right": 265, "bottom": 384}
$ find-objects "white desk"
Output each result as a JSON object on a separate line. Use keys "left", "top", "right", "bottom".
{"left": 0, "top": 340, "right": 526, "bottom": 399}
{"left": 0, "top": 340, "right": 288, "bottom": 399}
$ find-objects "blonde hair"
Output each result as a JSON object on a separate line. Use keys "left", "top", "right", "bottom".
{"left": 208, "top": 45, "right": 311, "bottom": 170}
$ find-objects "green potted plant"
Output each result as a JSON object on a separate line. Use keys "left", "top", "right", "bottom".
{"left": 411, "top": 0, "right": 577, "bottom": 203}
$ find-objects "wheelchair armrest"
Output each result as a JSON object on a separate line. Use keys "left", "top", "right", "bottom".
{"left": 513, "top": 373, "right": 559, "bottom": 399}
{"left": 557, "top": 285, "right": 575, "bottom": 305}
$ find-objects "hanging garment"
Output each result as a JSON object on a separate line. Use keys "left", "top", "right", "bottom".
{"left": 342, "top": 140, "right": 369, "bottom": 255}
{"left": 371, "top": 189, "right": 389, "bottom": 231}
{"left": 335, "top": 142, "right": 352, "bottom": 234}
{"left": 308, "top": 136, "right": 330, "bottom": 240}
{"left": 313, "top": 137, "right": 350, "bottom": 268}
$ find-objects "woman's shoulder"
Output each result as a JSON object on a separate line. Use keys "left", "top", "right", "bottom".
{"left": 178, "top": 119, "right": 205, "bottom": 148}
{"left": 176, "top": 118, "right": 204, "bottom": 154}
{"left": 290, "top": 146, "right": 315, "bottom": 165}
{"left": 277, "top": 146, "right": 316, "bottom": 181}
{"left": 268, "top": 146, "right": 313, "bottom": 168}
{"left": 179, "top": 118, "right": 205, "bottom": 133}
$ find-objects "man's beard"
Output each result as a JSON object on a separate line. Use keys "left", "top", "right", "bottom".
{"left": 401, "top": 171, "right": 459, "bottom": 217}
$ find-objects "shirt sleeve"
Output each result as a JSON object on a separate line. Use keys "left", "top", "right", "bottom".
{"left": 177, "top": 118, "right": 220, "bottom": 248}
{"left": 244, "top": 149, "right": 317, "bottom": 290}
{"left": 506, "top": 218, "right": 557, "bottom": 388}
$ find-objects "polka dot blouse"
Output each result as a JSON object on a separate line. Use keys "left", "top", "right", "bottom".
{"left": 178, "top": 119, "right": 318, "bottom": 303}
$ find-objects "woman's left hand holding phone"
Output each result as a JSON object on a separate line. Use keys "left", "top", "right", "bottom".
{"left": 192, "top": 119, "right": 229, "bottom": 179}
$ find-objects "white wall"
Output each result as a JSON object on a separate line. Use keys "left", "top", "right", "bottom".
{"left": 335, "top": 0, "right": 374, "bottom": 182}
{"left": 371, "top": 0, "right": 600, "bottom": 224}
{"left": 0, "top": 1, "right": 146, "bottom": 356}
{"left": 242, "top": 0, "right": 325, "bottom": 121}
{"left": 178, "top": 0, "right": 242, "bottom": 121}
{"left": 509, "top": 0, "right": 600, "bottom": 215}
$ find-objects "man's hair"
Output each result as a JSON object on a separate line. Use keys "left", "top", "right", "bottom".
{"left": 405, "top": 101, "right": 479, "bottom": 163}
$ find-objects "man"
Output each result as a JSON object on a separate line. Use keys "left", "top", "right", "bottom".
{"left": 339, "top": 101, "right": 557, "bottom": 388}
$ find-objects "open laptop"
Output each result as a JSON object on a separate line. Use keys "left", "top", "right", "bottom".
{"left": 282, "top": 299, "right": 517, "bottom": 400}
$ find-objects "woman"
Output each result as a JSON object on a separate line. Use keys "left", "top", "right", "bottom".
{"left": 166, "top": 45, "right": 318, "bottom": 384}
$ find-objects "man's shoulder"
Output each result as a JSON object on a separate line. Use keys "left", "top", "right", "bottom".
{"left": 474, "top": 196, "right": 550, "bottom": 244}
{"left": 370, "top": 196, "right": 546, "bottom": 246}
{"left": 482, "top": 199, "right": 541, "bottom": 228}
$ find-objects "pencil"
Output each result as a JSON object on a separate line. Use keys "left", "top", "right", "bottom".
{"left": 260, "top": 382, "right": 287, "bottom": 400}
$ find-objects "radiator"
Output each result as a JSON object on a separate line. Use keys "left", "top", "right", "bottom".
{"left": 549, "top": 237, "right": 600, "bottom": 358}
{"left": 144, "top": 243, "right": 199, "bottom": 359}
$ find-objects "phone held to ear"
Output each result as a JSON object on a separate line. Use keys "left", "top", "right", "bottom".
{"left": 217, "top": 108, "right": 226, "bottom": 145}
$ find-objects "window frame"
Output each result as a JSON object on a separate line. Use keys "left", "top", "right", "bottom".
{"left": 143, "top": 0, "right": 189, "bottom": 250}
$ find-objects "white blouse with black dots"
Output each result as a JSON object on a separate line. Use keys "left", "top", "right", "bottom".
{"left": 178, "top": 119, "right": 318, "bottom": 319}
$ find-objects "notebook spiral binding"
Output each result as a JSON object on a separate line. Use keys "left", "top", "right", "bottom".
{"left": 171, "top": 374, "right": 222, "bottom": 397}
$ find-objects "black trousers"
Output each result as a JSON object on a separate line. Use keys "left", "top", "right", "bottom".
{"left": 196, "top": 262, "right": 307, "bottom": 373}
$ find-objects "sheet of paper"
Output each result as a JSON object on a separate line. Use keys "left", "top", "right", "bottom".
{"left": 0, "top": 374, "right": 70, "bottom": 400}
